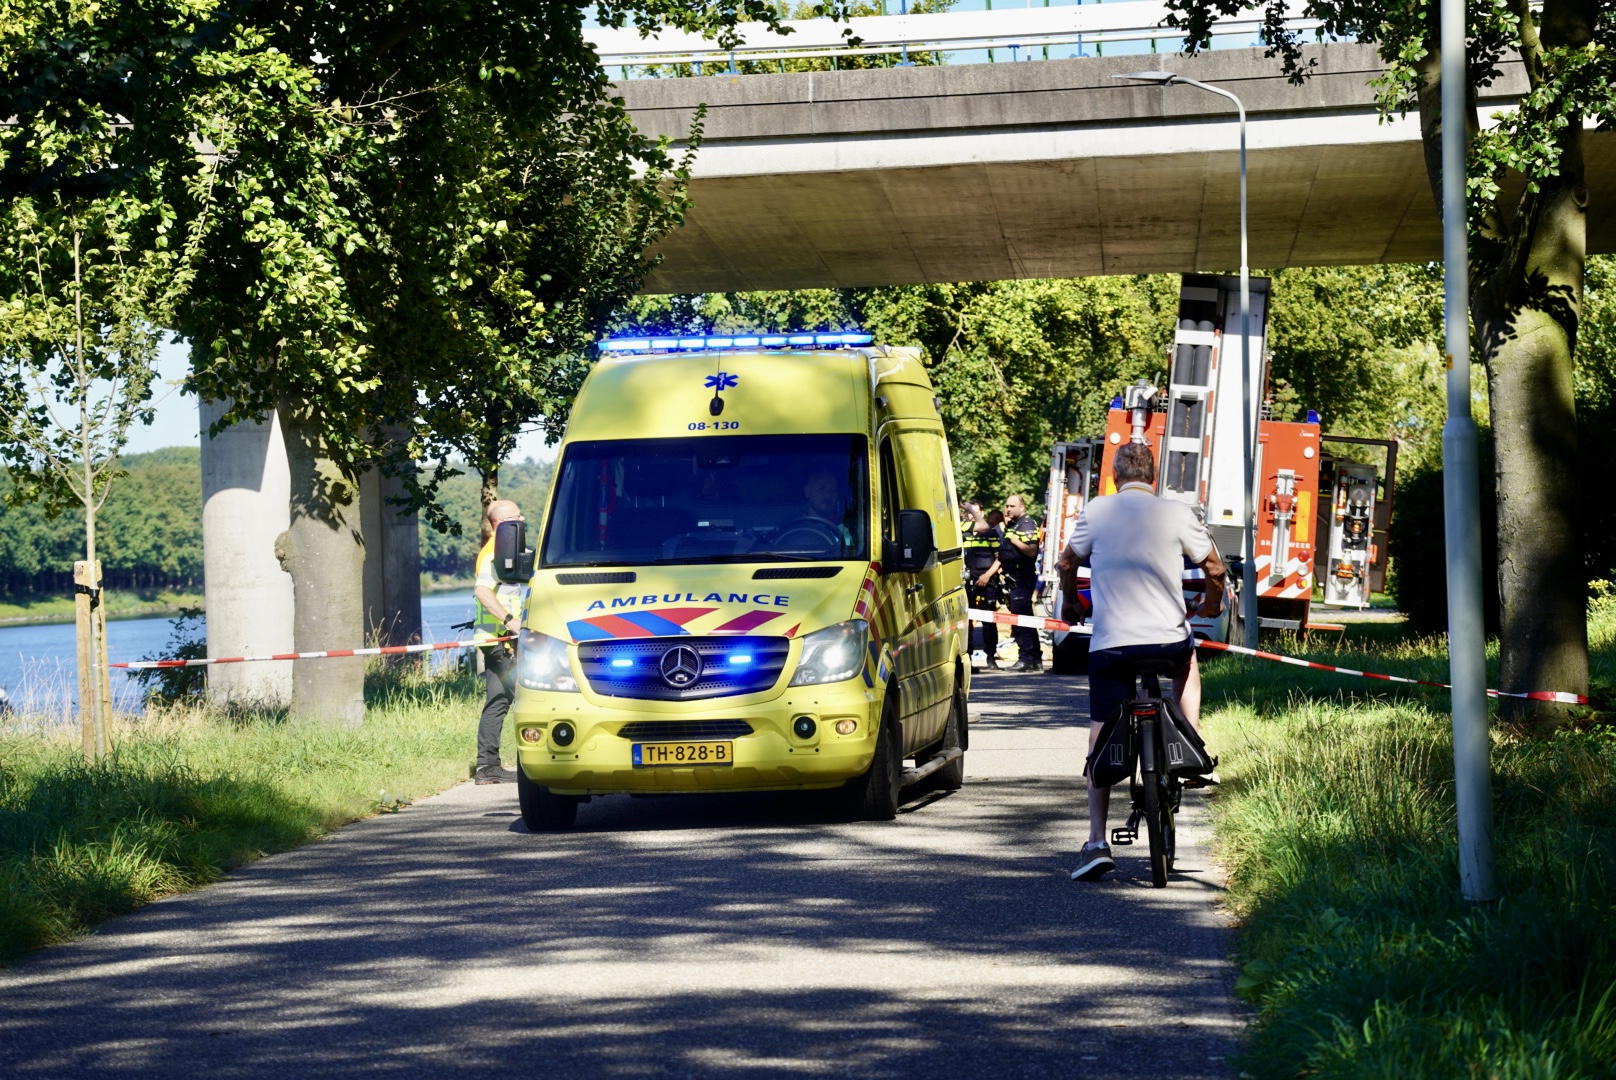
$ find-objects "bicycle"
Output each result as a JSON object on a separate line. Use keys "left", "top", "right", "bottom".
{"left": 1093, "top": 657, "right": 1213, "bottom": 888}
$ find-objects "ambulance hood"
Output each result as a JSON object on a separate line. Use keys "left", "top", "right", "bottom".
{"left": 527, "top": 563, "right": 873, "bottom": 644}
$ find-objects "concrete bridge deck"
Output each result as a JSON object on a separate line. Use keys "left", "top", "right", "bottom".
{"left": 620, "top": 44, "right": 1614, "bottom": 292}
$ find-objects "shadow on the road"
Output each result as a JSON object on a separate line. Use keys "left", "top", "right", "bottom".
{"left": 0, "top": 679, "right": 1238, "bottom": 1079}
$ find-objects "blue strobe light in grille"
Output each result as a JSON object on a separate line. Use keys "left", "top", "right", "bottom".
{"left": 577, "top": 636, "right": 791, "bottom": 701}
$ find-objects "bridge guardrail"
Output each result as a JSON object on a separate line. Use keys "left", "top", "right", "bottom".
{"left": 588, "top": 4, "right": 1327, "bottom": 68}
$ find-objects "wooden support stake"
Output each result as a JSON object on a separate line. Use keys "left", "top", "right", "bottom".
{"left": 93, "top": 561, "right": 113, "bottom": 755}
{"left": 73, "top": 560, "right": 96, "bottom": 762}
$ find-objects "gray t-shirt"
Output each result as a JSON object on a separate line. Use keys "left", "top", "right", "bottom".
{"left": 1065, "top": 483, "right": 1214, "bottom": 651}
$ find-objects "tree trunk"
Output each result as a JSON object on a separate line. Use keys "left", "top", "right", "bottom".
{"left": 480, "top": 467, "right": 499, "bottom": 543}
{"left": 276, "top": 391, "right": 366, "bottom": 726}
{"left": 1472, "top": 125, "right": 1591, "bottom": 730}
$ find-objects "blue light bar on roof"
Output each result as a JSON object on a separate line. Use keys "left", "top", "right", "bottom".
{"left": 599, "top": 331, "right": 874, "bottom": 353}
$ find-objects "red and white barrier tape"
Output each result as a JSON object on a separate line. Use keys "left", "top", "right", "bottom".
{"left": 110, "top": 636, "right": 512, "bottom": 671}
{"left": 965, "top": 609, "right": 1589, "bottom": 705}
{"left": 969, "top": 608, "right": 1089, "bottom": 634}
{"left": 1195, "top": 639, "right": 1589, "bottom": 704}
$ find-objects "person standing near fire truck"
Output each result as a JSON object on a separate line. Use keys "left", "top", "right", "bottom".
{"left": 1000, "top": 494, "right": 1043, "bottom": 672}
{"left": 960, "top": 500, "right": 1003, "bottom": 670}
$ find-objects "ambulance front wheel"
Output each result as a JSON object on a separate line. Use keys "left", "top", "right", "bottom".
{"left": 518, "top": 766, "right": 579, "bottom": 831}
{"left": 841, "top": 702, "right": 901, "bottom": 821}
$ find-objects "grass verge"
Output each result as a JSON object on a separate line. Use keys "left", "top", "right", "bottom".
{"left": 0, "top": 661, "right": 492, "bottom": 966}
{"left": 1202, "top": 602, "right": 1616, "bottom": 1077}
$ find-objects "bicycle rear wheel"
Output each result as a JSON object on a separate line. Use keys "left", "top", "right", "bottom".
{"left": 1141, "top": 768, "right": 1169, "bottom": 887}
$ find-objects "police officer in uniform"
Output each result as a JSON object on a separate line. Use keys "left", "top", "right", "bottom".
{"left": 959, "top": 500, "right": 1002, "bottom": 670}
{"left": 1000, "top": 494, "right": 1043, "bottom": 672}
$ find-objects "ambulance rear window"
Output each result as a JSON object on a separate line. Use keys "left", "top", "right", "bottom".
{"left": 542, "top": 434, "right": 870, "bottom": 567}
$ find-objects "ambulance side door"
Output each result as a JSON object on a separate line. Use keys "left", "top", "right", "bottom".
{"left": 877, "top": 435, "right": 925, "bottom": 752}
{"left": 889, "top": 427, "right": 956, "bottom": 753}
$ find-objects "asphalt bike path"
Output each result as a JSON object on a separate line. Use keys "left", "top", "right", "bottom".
{"left": 0, "top": 673, "right": 1244, "bottom": 1078}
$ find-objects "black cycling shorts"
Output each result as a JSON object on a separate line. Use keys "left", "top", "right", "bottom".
{"left": 1087, "top": 637, "right": 1196, "bottom": 730}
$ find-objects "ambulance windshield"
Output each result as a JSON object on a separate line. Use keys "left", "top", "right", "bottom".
{"left": 542, "top": 434, "right": 870, "bottom": 567}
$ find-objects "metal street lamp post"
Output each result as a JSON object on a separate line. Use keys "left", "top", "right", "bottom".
{"left": 1437, "top": 0, "right": 1496, "bottom": 902}
{"left": 1118, "top": 70, "right": 1258, "bottom": 649}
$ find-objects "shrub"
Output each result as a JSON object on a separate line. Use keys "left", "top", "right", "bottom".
{"left": 1388, "top": 438, "right": 1500, "bottom": 635}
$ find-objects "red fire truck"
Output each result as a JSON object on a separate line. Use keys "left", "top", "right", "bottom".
{"left": 1042, "top": 274, "right": 1335, "bottom": 669}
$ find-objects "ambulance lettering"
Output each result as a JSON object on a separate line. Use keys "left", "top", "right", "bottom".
{"left": 587, "top": 591, "right": 792, "bottom": 612}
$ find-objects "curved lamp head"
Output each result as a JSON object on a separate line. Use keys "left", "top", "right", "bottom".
{"left": 1117, "top": 70, "right": 1179, "bottom": 84}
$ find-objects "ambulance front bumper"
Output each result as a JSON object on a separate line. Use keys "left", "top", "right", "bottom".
{"left": 510, "top": 682, "right": 881, "bottom": 795}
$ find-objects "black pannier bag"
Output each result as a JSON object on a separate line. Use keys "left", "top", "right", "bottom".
{"left": 1157, "top": 694, "right": 1217, "bottom": 778}
{"left": 1085, "top": 695, "right": 1217, "bottom": 786}
{"left": 1084, "top": 705, "right": 1136, "bottom": 788}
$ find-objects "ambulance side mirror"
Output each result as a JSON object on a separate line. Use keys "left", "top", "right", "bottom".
{"left": 493, "top": 519, "right": 535, "bottom": 583}
{"left": 883, "top": 510, "right": 937, "bottom": 574}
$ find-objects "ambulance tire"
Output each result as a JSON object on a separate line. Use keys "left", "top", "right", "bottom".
{"left": 842, "top": 703, "right": 901, "bottom": 821}
{"left": 517, "top": 766, "right": 578, "bottom": 831}
{"left": 930, "top": 681, "right": 967, "bottom": 792}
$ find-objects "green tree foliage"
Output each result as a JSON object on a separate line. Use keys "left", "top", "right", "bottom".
{"left": 1164, "top": 0, "right": 1613, "bottom": 722}
{"left": 396, "top": 97, "right": 701, "bottom": 520}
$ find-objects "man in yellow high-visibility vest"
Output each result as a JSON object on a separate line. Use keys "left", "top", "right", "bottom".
{"left": 472, "top": 499, "right": 528, "bottom": 784}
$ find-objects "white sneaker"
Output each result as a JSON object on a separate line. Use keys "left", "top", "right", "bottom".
{"left": 970, "top": 649, "right": 988, "bottom": 669}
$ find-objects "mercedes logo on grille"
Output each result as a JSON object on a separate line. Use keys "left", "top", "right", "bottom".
{"left": 659, "top": 645, "right": 703, "bottom": 688}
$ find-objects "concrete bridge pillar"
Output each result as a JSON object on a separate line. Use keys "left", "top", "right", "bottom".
{"left": 360, "top": 465, "right": 423, "bottom": 647}
{"left": 199, "top": 400, "right": 295, "bottom": 705}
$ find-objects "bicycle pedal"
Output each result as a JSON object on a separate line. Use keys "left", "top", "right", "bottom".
{"left": 1110, "top": 827, "right": 1135, "bottom": 846}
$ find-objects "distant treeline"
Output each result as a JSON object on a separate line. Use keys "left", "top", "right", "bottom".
{"left": 0, "top": 449, "right": 555, "bottom": 597}
{"left": 0, "top": 448, "right": 203, "bottom": 596}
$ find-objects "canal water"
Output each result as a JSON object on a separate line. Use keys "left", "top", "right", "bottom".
{"left": 0, "top": 590, "right": 477, "bottom": 716}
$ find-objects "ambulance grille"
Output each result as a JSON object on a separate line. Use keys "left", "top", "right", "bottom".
{"left": 577, "top": 635, "right": 790, "bottom": 701}
{"left": 616, "top": 720, "right": 755, "bottom": 741}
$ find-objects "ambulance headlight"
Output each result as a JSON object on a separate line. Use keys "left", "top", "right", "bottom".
{"left": 789, "top": 620, "right": 868, "bottom": 686}
{"left": 518, "top": 630, "right": 578, "bottom": 692}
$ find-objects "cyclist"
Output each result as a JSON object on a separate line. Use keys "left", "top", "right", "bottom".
{"left": 1060, "top": 442, "right": 1226, "bottom": 881}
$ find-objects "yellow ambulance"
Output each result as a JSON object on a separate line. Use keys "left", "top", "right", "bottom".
{"left": 495, "top": 333, "right": 971, "bottom": 829}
